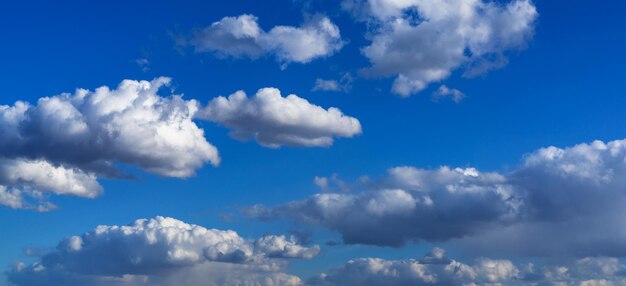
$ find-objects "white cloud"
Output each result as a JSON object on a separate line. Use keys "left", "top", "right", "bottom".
{"left": 432, "top": 85, "right": 465, "bottom": 103}
{"left": 255, "top": 235, "right": 320, "bottom": 259}
{"left": 314, "top": 176, "right": 330, "bottom": 191}
{"left": 0, "top": 77, "right": 220, "bottom": 210}
{"left": 7, "top": 216, "right": 317, "bottom": 286}
{"left": 345, "top": 0, "right": 537, "bottom": 96}
{"left": 197, "top": 87, "right": 362, "bottom": 148}
{"left": 192, "top": 14, "right": 344, "bottom": 66}
{"left": 249, "top": 137, "right": 626, "bottom": 256}
{"left": 0, "top": 158, "right": 102, "bottom": 211}
{"left": 312, "top": 79, "right": 341, "bottom": 92}
{"left": 312, "top": 73, "right": 354, "bottom": 92}
{"left": 310, "top": 248, "right": 626, "bottom": 286}
{"left": 308, "top": 248, "right": 516, "bottom": 285}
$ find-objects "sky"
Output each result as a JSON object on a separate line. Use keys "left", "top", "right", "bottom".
{"left": 1, "top": 0, "right": 626, "bottom": 285}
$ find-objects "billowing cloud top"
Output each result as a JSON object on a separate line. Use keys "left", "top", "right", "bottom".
{"left": 0, "top": 78, "right": 219, "bottom": 210}
{"left": 8, "top": 216, "right": 318, "bottom": 286}
{"left": 192, "top": 14, "right": 345, "bottom": 65}
{"left": 345, "top": 0, "right": 537, "bottom": 96}
{"left": 197, "top": 87, "right": 362, "bottom": 148}
{"left": 249, "top": 138, "right": 626, "bottom": 257}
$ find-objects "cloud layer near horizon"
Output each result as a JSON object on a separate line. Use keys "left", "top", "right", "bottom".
{"left": 249, "top": 138, "right": 626, "bottom": 257}
{"left": 7, "top": 216, "right": 318, "bottom": 286}
{"left": 10, "top": 231, "right": 626, "bottom": 286}
{"left": 310, "top": 248, "right": 626, "bottom": 286}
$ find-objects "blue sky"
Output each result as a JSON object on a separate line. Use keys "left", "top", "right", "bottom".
{"left": 2, "top": 0, "right": 626, "bottom": 285}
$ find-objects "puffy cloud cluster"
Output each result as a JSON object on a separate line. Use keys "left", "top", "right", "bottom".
{"left": 310, "top": 248, "right": 626, "bottom": 286}
{"left": 0, "top": 78, "right": 219, "bottom": 210}
{"left": 197, "top": 87, "right": 362, "bottom": 148}
{"left": 249, "top": 138, "right": 626, "bottom": 256}
{"left": 192, "top": 14, "right": 344, "bottom": 66}
{"left": 7, "top": 216, "right": 318, "bottom": 286}
{"left": 344, "top": 0, "right": 537, "bottom": 96}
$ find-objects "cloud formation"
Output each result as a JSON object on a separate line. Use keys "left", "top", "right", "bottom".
{"left": 312, "top": 73, "right": 354, "bottom": 93}
{"left": 344, "top": 0, "right": 537, "bottom": 96}
{"left": 7, "top": 216, "right": 318, "bottom": 286}
{"left": 249, "top": 138, "right": 626, "bottom": 256}
{"left": 192, "top": 14, "right": 344, "bottom": 66}
{"left": 432, "top": 85, "right": 465, "bottom": 103}
{"left": 197, "top": 87, "right": 362, "bottom": 148}
{"left": 309, "top": 248, "right": 626, "bottom": 286}
{"left": 0, "top": 78, "right": 219, "bottom": 210}
{"left": 249, "top": 166, "right": 518, "bottom": 246}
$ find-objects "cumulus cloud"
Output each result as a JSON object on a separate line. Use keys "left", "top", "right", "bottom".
{"left": 196, "top": 87, "right": 362, "bottom": 148}
{"left": 0, "top": 77, "right": 220, "bottom": 210}
{"left": 248, "top": 138, "right": 626, "bottom": 256}
{"left": 344, "top": 0, "right": 537, "bottom": 96}
{"left": 309, "top": 248, "right": 626, "bottom": 286}
{"left": 249, "top": 166, "right": 518, "bottom": 246}
{"left": 7, "top": 216, "right": 317, "bottom": 286}
{"left": 192, "top": 14, "right": 344, "bottom": 66}
{"left": 0, "top": 158, "right": 102, "bottom": 211}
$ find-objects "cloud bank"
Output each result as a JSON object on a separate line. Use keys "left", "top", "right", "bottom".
{"left": 197, "top": 87, "right": 362, "bottom": 148}
{"left": 192, "top": 14, "right": 344, "bottom": 66}
{"left": 10, "top": 218, "right": 624, "bottom": 286}
{"left": 344, "top": 0, "right": 537, "bottom": 96}
{"left": 7, "top": 216, "right": 318, "bottom": 286}
{"left": 249, "top": 138, "right": 626, "bottom": 257}
{"left": 0, "top": 78, "right": 219, "bottom": 210}
{"left": 310, "top": 248, "right": 626, "bottom": 286}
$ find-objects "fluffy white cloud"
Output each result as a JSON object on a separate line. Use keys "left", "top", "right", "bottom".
{"left": 345, "top": 0, "right": 537, "bottom": 96}
{"left": 192, "top": 14, "right": 344, "bottom": 66}
{"left": 7, "top": 216, "right": 317, "bottom": 286}
{"left": 249, "top": 138, "right": 626, "bottom": 256}
{"left": 0, "top": 158, "right": 102, "bottom": 211}
{"left": 310, "top": 248, "right": 626, "bottom": 286}
{"left": 197, "top": 87, "right": 362, "bottom": 148}
{"left": 0, "top": 78, "right": 220, "bottom": 210}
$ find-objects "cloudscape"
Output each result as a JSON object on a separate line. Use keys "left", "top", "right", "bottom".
{"left": 2, "top": 0, "right": 625, "bottom": 285}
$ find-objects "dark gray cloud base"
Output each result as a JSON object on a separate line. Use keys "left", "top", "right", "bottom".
{"left": 249, "top": 138, "right": 626, "bottom": 257}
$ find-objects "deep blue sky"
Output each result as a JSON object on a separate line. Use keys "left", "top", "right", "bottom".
{"left": 1, "top": 0, "right": 626, "bottom": 283}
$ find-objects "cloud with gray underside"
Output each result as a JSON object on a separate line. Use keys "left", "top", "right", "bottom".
{"left": 7, "top": 216, "right": 318, "bottom": 286}
{"left": 249, "top": 138, "right": 626, "bottom": 257}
